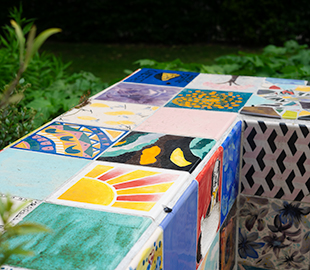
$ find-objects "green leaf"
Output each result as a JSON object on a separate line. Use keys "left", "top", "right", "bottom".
{"left": 23, "top": 25, "right": 36, "bottom": 70}
{"left": 134, "top": 59, "right": 157, "bottom": 67}
{"left": 300, "top": 66, "right": 310, "bottom": 75}
{"left": 30, "top": 28, "right": 62, "bottom": 60}
{"left": 7, "top": 222, "right": 51, "bottom": 236}
{"left": 263, "top": 45, "right": 287, "bottom": 55}
{"left": 10, "top": 20, "right": 25, "bottom": 64}
{"left": 200, "top": 64, "right": 225, "bottom": 74}
{"left": 8, "top": 93, "right": 24, "bottom": 104}
{"left": 123, "top": 69, "right": 133, "bottom": 75}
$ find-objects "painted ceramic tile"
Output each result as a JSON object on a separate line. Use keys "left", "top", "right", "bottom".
{"left": 5, "top": 203, "right": 152, "bottom": 270}
{"left": 195, "top": 147, "right": 223, "bottom": 267}
{"left": 238, "top": 195, "right": 310, "bottom": 270}
{"left": 94, "top": 82, "right": 182, "bottom": 106}
{"left": 124, "top": 68, "right": 199, "bottom": 87}
{"left": 241, "top": 120, "right": 310, "bottom": 203}
{"left": 136, "top": 107, "right": 237, "bottom": 141}
{"left": 10, "top": 121, "right": 127, "bottom": 159}
{"left": 160, "top": 180, "right": 198, "bottom": 270}
{"left": 240, "top": 81, "right": 310, "bottom": 120}
{"left": 198, "top": 232, "right": 219, "bottom": 270}
{"left": 220, "top": 120, "right": 242, "bottom": 226}
{"left": 0, "top": 148, "right": 89, "bottom": 200}
{"left": 240, "top": 106, "right": 282, "bottom": 119}
{"left": 186, "top": 73, "right": 264, "bottom": 92}
{"left": 127, "top": 227, "right": 163, "bottom": 270}
{"left": 97, "top": 131, "right": 216, "bottom": 173}
{"left": 220, "top": 200, "right": 237, "bottom": 270}
{"left": 166, "top": 88, "right": 252, "bottom": 112}
{"left": 48, "top": 161, "right": 189, "bottom": 219}
{"left": 57, "top": 100, "right": 159, "bottom": 130}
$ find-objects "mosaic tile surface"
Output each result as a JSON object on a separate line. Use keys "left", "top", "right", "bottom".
{"left": 0, "top": 148, "right": 89, "bottom": 200}
{"left": 240, "top": 78, "right": 310, "bottom": 120}
{"left": 195, "top": 147, "right": 223, "bottom": 267}
{"left": 124, "top": 68, "right": 199, "bottom": 87}
{"left": 94, "top": 82, "right": 182, "bottom": 106}
{"left": 198, "top": 232, "right": 219, "bottom": 270}
{"left": 98, "top": 131, "right": 216, "bottom": 172}
{"left": 186, "top": 74, "right": 264, "bottom": 92}
{"left": 48, "top": 161, "right": 189, "bottom": 218}
{"left": 220, "top": 200, "right": 237, "bottom": 270}
{"left": 241, "top": 120, "right": 310, "bottom": 203}
{"left": 126, "top": 227, "right": 163, "bottom": 270}
{"left": 58, "top": 100, "right": 159, "bottom": 130}
{"left": 238, "top": 195, "right": 310, "bottom": 270}
{"left": 160, "top": 180, "right": 198, "bottom": 270}
{"left": 6, "top": 67, "right": 310, "bottom": 270}
{"left": 136, "top": 107, "right": 237, "bottom": 140}
{"left": 5, "top": 203, "right": 152, "bottom": 270}
{"left": 220, "top": 121, "right": 242, "bottom": 226}
{"left": 11, "top": 121, "right": 127, "bottom": 159}
{"left": 166, "top": 88, "right": 252, "bottom": 112}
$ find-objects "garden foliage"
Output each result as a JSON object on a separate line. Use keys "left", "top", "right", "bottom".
{"left": 0, "top": 7, "right": 107, "bottom": 149}
{"left": 133, "top": 40, "right": 310, "bottom": 81}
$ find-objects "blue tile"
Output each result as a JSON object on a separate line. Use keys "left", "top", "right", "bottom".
{"left": 220, "top": 121, "right": 242, "bottom": 226}
{"left": 124, "top": 68, "right": 199, "bottom": 87}
{"left": 160, "top": 180, "right": 198, "bottom": 270}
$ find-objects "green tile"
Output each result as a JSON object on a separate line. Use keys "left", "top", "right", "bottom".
{"left": 7, "top": 203, "right": 152, "bottom": 270}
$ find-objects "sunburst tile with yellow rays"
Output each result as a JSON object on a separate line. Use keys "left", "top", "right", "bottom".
{"left": 47, "top": 161, "right": 190, "bottom": 219}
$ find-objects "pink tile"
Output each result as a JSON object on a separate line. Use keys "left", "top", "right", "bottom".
{"left": 136, "top": 107, "right": 237, "bottom": 140}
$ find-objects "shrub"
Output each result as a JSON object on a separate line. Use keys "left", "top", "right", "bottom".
{"left": 133, "top": 40, "right": 310, "bottom": 81}
{"left": 0, "top": 6, "right": 107, "bottom": 149}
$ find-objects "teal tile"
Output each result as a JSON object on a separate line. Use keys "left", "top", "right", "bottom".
{"left": 0, "top": 148, "right": 90, "bottom": 199}
{"left": 6, "top": 203, "right": 152, "bottom": 270}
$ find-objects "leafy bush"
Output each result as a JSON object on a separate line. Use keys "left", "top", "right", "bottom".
{"left": 133, "top": 40, "right": 310, "bottom": 81}
{"left": 0, "top": 6, "right": 107, "bottom": 149}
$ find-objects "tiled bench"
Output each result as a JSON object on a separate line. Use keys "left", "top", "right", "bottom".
{"left": 1, "top": 68, "right": 310, "bottom": 270}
